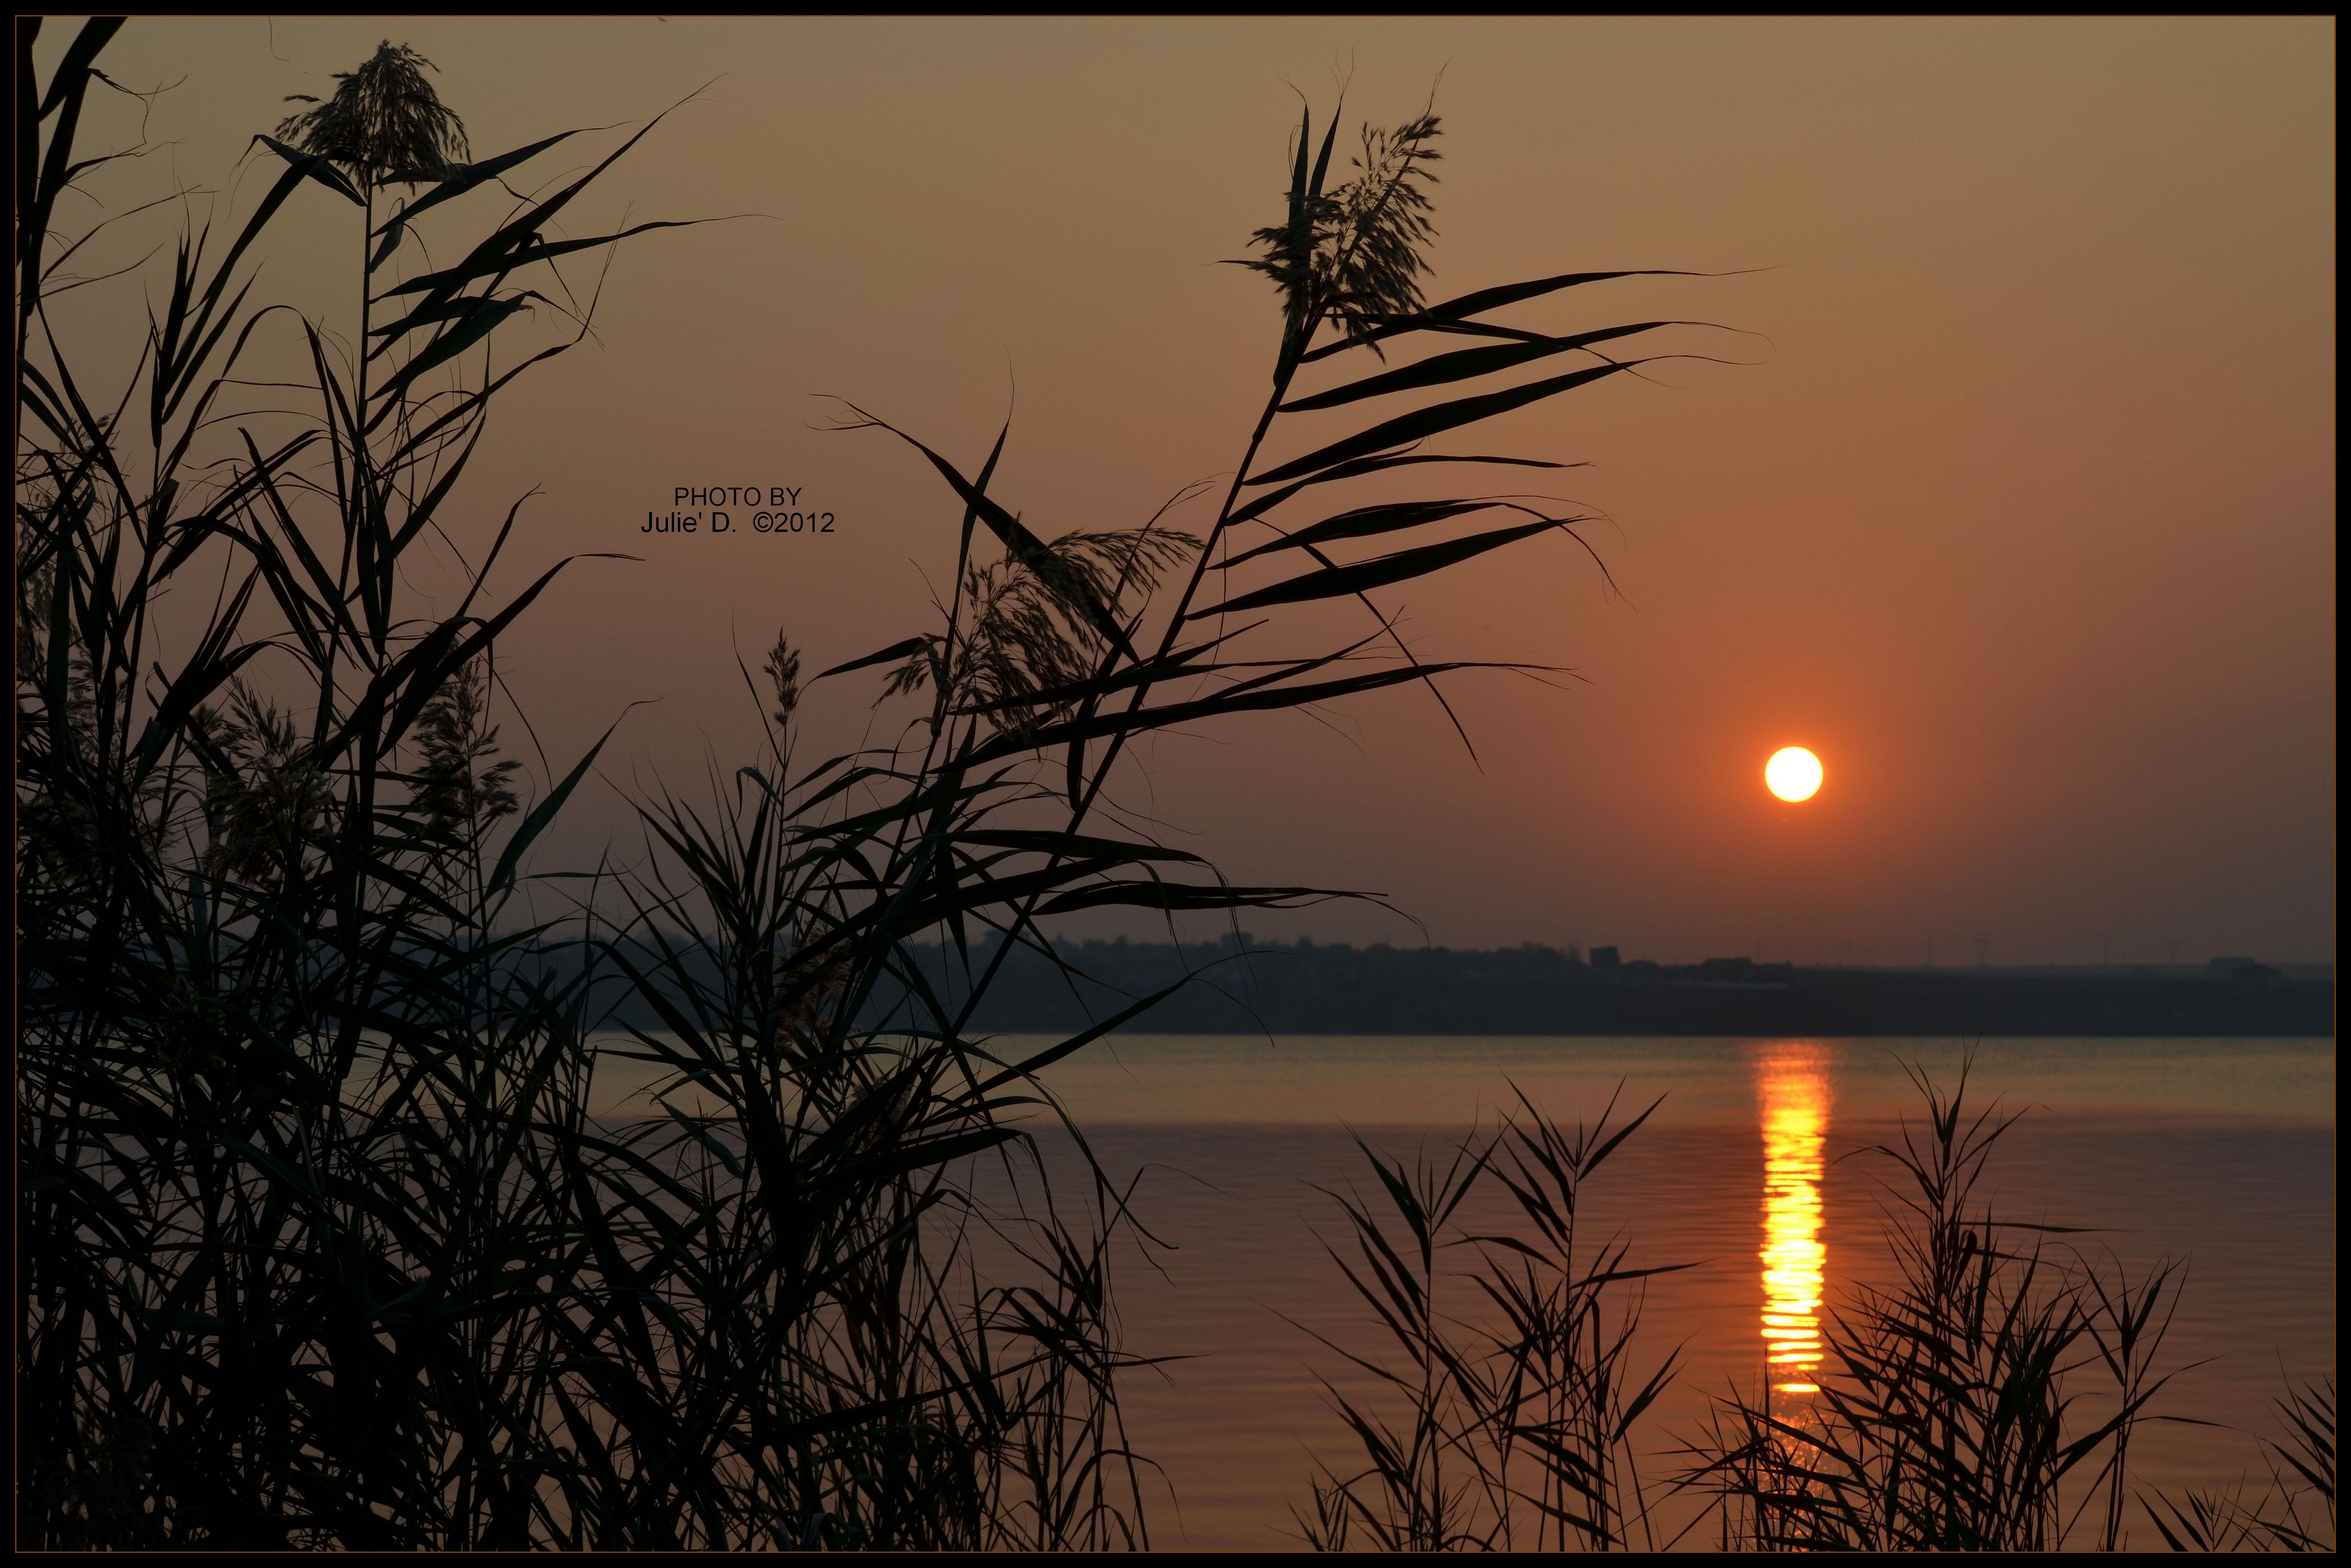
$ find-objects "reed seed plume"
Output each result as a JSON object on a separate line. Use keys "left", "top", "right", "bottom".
{"left": 1243, "top": 110, "right": 1442, "bottom": 351}
{"left": 764, "top": 629, "right": 803, "bottom": 728}
{"left": 187, "top": 680, "right": 333, "bottom": 887}
{"left": 275, "top": 40, "right": 469, "bottom": 193}
{"left": 409, "top": 655, "right": 521, "bottom": 836}
{"left": 889, "top": 525, "right": 1198, "bottom": 734}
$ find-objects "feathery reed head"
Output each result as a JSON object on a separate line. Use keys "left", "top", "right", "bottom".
{"left": 412, "top": 656, "right": 521, "bottom": 835}
{"left": 277, "top": 40, "right": 469, "bottom": 192}
{"left": 1243, "top": 110, "right": 1443, "bottom": 349}
{"left": 764, "top": 630, "right": 803, "bottom": 729}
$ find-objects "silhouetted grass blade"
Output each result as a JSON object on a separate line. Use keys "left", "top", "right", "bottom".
{"left": 960, "top": 659, "right": 1510, "bottom": 768}
{"left": 1031, "top": 880, "right": 1347, "bottom": 914}
{"left": 1280, "top": 321, "right": 1673, "bottom": 411}
{"left": 1224, "top": 498, "right": 1510, "bottom": 565}
{"left": 1251, "top": 360, "right": 1647, "bottom": 486}
{"left": 1190, "top": 517, "right": 1573, "bottom": 618}
{"left": 252, "top": 134, "right": 365, "bottom": 203}
{"left": 1301, "top": 268, "right": 1705, "bottom": 363}
{"left": 816, "top": 635, "right": 933, "bottom": 681}
{"left": 385, "top": 128, "right": 585, "bottom": 228}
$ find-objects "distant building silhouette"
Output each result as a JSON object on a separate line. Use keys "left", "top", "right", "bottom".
{"left": 1590, "top": 945, "right": 1620, "bottom": 972}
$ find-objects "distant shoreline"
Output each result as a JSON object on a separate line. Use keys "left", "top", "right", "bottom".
{"left": 495, "top": 940, "right": 2321, "bottom": 1039}
{"left": 877, "top": 941, "right": 2336, "bottom": 1038}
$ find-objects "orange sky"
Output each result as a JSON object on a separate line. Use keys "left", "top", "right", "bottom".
{"left": 42, "top": 16, "right": 2336, "bottom": 962}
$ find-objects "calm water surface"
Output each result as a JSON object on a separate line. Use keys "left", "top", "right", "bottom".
{"left": 588, "top": 1034, "right": 2334, "bottom": 1548}
{"left": 1001, "top": 1036, "right": 2335, "bottom": 1550}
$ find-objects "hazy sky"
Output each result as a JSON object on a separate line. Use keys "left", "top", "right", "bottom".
{"left": 46, "top": 16, "right": 2336, "bottom": 962}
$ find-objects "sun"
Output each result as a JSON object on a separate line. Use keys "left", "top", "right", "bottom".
{"left": 1766, "top": 746, "right": 1824, "bottom": 803}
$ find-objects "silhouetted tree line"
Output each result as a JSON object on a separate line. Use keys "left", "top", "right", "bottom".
{"left": 845, "top": 938, "right": 2333, "bottom": 1037}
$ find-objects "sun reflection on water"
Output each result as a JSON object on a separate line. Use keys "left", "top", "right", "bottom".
{"left": 1756, "top": 1044, "right": 1830, "bottom": 1397}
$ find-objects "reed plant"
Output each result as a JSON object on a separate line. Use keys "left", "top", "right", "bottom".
{"left": 17, "top": 19, "right": 715, "bottom": 1546}
{"left": 582, "top": 81, "right": 1715, "bottom": 1549}
{"left": 21, "top": 21, "right": 1691, "bottom": 1547}
{"left": 1683, "top": 1062, "right": 2190, "bottom": 1552}
{"left": 2147, "top": 1378, "right": 2335, "bottom": 1552}
{"left": 1294, "top": 1090, "right": 1686, "bottom": 1550}
{"left": 1290, "top": 1062, "right": 2310, "bottom": 1554}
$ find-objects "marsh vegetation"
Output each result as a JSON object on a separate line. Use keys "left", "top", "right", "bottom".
{"left": 16, "top": 21, "right": 2330, "bottom": 1552}
{"left": 18, "top": 20, "right": 1684, "bottom": 1549}
{"left": 1292, "top": 1064, "right": 2335, "bottom": 1552}
{"left": 1289, "top": 1062, "right": 2334, "bottom": 1552}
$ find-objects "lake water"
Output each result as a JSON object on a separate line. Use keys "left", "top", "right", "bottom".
{"left": 588, "top": 1034, "right": 2335, "bottom": 1550}
{"left": 1013, "top": 1036, "right": 2335, "bottom": 1550}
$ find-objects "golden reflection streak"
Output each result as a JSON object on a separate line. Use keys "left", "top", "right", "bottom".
{"left": 1756, "top": 1043, "right": 1829, "bottom": 1397}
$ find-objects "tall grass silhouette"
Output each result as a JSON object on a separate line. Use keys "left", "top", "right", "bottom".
{"left": 587, "top": 82, "right": 1713, "bottom": 1548}
{"left": 16, "top": 20, "right": 719, "bottom": 1546}
{"left": 1680, "top": 1064, "right": 2202, "bottom": 1552}
{"left": 1293, "top": 1090, "right": 1686, "bottom": 1550}
{"left": 17, "top": 22, "right": 1688, "bottom": 1547}
{"left": 2147, "top": 1377, "right": 2335, "bottom": 1551}
{"left": 1290, "top": 1066, "right": 2306, "bottom": 1553}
